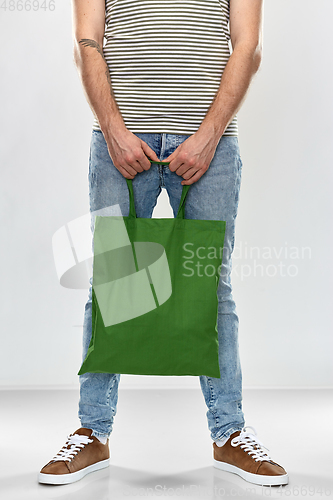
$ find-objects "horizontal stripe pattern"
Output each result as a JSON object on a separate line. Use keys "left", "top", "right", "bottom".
{"left": 92, "top": 0, "right": 238, "bottom": 135}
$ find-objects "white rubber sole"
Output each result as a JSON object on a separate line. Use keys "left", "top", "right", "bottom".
{"left": 38, "top": 458, "right": 110, "bottom": 485}
{"left": 213, "top": 459, "right": 289, "bottom": 486}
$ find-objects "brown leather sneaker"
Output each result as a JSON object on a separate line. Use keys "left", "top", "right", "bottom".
{"left": 213, "top": 426, "right": 288, "bottom": 486}
{"left": 38, "top": 427, "right": 110, "bottom": 485}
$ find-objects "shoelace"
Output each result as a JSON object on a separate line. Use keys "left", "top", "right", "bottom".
{"left": 51, "top": 434, "right": 94, "bottom": 463}
{"left": 230, "top": 426, "right": 272, "bottom": 462}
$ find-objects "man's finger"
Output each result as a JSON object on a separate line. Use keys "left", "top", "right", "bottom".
{"left": 169, "top": 158, "right": 184, "bottom": 173}
{"left": 141, "top": 141, "right": 160, "bottom": 167}
{"left": 175, "top": 162, "right": 196, "bottom": 176}
{"left": 181, "top": 166, "right": 199, "bottom": 179}
{"left": 122, "top": 162, "right": 138, "bottom": 177}
{"left": 181, "top": 169, "right": 204, "bottom": 185}
{"left": 136, "top": 153, "right": 151, "bottom": 171}
{"left": 119, "top": 166, "right": 135, "bottom": 179}
{"left": 132, "top": 161, "right": 145, "bottom": 173}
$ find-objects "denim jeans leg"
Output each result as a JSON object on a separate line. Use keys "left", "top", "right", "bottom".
{"left": 78, "top": 130, "right": 162, "bottom": 440}
{"left": 163, "top": 134, "right": 246, "bottom": 443}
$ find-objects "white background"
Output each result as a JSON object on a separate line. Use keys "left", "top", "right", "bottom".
{"left": 0, "top": 0, "right": 332, "bottom": 389}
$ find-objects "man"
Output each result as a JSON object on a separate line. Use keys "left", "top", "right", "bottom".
{"left": 38, "top": 0, "right": 288, "bottom": 487}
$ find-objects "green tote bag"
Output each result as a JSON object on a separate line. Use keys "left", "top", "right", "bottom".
{"left": 78, "top": 161, "right": 226, "bottom": 377}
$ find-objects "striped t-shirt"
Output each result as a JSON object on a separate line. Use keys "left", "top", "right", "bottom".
{"left": 92, "top": 0, "right": 238, "bottom": 136}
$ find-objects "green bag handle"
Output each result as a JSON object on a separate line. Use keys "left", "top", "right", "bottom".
{"left": 126, "top": 159, "right": 190, "bottom": 219}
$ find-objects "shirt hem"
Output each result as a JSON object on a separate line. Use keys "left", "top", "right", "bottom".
{"left": 91, "top": 123, "right": 238, "bottom": 137}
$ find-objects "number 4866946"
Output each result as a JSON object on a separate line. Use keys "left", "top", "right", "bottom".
{"left": 1, "top": 0, "right": 55, "bottom": 11}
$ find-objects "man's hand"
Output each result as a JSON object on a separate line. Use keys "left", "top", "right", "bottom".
{"left": 163, "top": 127, "right": 220, "bottom": 185}
{"left": 104, "top": 127, "right": 160, "bottom": 179}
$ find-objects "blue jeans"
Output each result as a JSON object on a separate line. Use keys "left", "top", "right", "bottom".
{"left": 78, "top": 130, "right": 245, "bottom": 443}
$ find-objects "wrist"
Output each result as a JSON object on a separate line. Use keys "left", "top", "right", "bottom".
{"left": 100, "top": 115, "right": 128, "bottom": 141}
{"left": 197, "top": 119, "right": 224, "bottom": 144}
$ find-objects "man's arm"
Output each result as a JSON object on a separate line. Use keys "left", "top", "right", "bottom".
{"left": 71, "top": 0, "right": 159, "bottom": 179}
{"left": 200, "top": 0, "right": 263, "bottom": 137}
{"left": 164, "top": 0, "right": 264, "bottom": 185}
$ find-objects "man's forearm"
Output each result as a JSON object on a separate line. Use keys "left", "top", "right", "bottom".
{"left": 199, "top": 43, "right": 262, "bottom": 139}
{"left": 73, "top": 38, "right": 126, "bottom": 139}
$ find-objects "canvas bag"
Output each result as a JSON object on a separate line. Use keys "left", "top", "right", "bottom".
{"left": 78, "top": 162, "right": 226, "bottom": 377}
